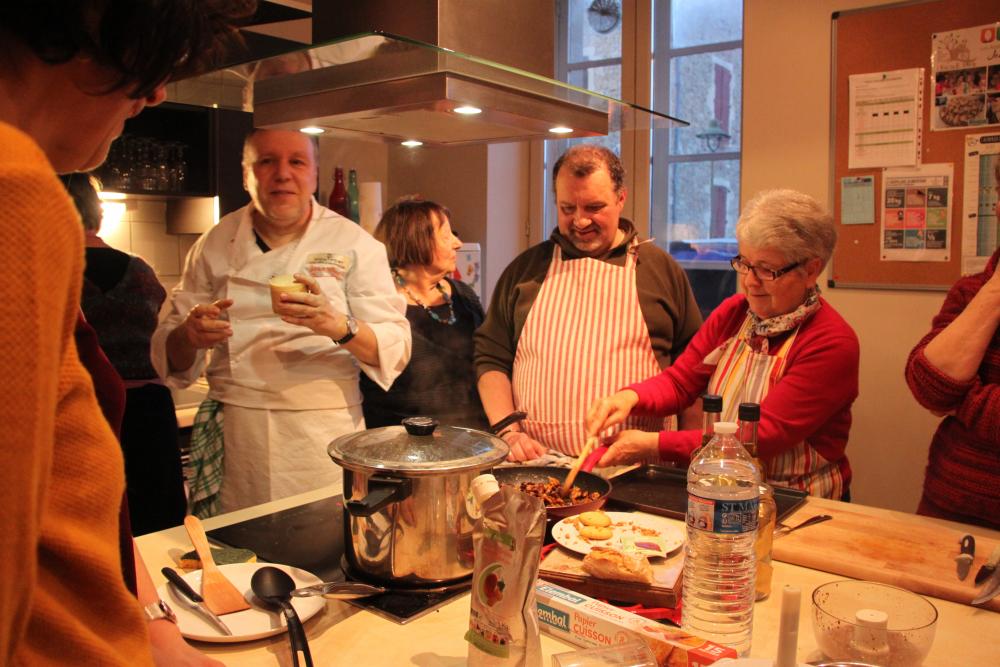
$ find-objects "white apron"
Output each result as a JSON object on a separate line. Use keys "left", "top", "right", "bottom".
{"left": 512, "top": 241, "right": 667, "bottom": 456}
{"left": 705, "top": 314, "right": 844, "bottom": 498}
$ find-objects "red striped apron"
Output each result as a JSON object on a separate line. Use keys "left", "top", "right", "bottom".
{"left": 512, "top": 241, "right": 666, "bottom": 455}
{"left": 705, "top": 314, "right": 844, "bottom": 498}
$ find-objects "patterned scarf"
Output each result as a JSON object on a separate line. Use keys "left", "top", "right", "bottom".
{"left": 746, "top": 286, "right": 822, "bottom": 353}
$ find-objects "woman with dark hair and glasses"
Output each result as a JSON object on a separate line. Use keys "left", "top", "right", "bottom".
{"left": 361, "top": 197, "right": 489, "bottom": 430}
{"left": 0, "top": 1, "right": 251, "bottom": 665}
{"left": 586, "top": 189, "right": 859, "bottom": 499}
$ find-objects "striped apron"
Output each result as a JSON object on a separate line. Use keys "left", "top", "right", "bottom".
{"left": 705, "top": 314, "right": 844, "bottom": 498}
{"left": 512, "top": 241, "right": 666, "bottom": 456}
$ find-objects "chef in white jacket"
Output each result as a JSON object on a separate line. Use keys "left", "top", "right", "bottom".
{"left": 152, "top": 129, "right": 410, "bottom": 512}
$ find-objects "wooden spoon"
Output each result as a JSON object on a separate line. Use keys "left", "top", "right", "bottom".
{"left": 183, "top": 515, "right": 250, "bottom": 615}
{"left": 561, "top": 436, "right": 597, "bottom": 497}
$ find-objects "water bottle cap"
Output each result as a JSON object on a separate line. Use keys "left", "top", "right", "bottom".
{"left": 714, "top": 421, "right": 738, "bottom": 435}
{"left": 738, "top": 402, "right": 760, "bottom": 420}
{"left": 702, "top": 394, "right": 723, "bottom": 412}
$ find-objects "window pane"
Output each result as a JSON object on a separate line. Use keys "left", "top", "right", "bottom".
{"left": 655, "top": 49, "right": 742, "bottom": 156}
{"left": 651, "top": 159, "right": 741, "bottom": 247}
{"left": 565, "top": 0, "right": 622, "bottom": 64}
{"left": 568, "top": 64, "right": 622, "bottom": 99}
{"left": 670, "top": 0, "right": 742, "bottom": 48}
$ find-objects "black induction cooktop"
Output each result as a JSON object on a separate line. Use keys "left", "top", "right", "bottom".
{"left": 206, "top": 495, "right": 469, "bottom": 624}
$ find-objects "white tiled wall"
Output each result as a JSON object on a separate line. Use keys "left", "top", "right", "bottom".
{"left": 98, "top": 196, "right": 199, "bottom": 293}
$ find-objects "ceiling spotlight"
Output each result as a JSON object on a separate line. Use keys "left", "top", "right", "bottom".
{"left": 453, "top": 105, "right": 482, "bottom": 115}
{"left": 549, "top": 126, "right": 573, "bottom": 134}
{"left": 401, "top": 139, "right": 424, "bottom": 147}
{"left": 300, "top": 126, "right": 325, "bottom": 135}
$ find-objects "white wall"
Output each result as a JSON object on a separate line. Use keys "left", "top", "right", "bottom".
{"left": 743, "top": 0, "right": 946, "bottom": 511}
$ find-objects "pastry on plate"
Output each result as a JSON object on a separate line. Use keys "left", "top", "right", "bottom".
{"left": 578, "top": 525, "right": 614, "bottom": 541}
{"left": 581, "top": 546, "right": 653, "bottom": 584}
{"left": 578, "top": 510, "right": 612, "bottom": 527}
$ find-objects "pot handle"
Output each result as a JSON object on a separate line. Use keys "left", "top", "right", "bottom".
{"left": 345, "top": 475, "right": 413, "bottom": 517}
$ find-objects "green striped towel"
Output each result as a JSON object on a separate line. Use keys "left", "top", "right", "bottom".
{"left": 185, "top": 398, "right": 224, "bottom": 518}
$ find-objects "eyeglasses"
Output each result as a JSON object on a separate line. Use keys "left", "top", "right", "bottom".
{"left": 730, "top": 255, "right": 802, "bottom": 281}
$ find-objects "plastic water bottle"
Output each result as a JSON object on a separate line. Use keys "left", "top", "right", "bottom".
{"left": 682, "top": 421, "right": 760, "bottom": 656}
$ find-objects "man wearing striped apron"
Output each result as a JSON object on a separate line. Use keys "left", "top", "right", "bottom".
{"left": 475, "top": 145, "right": 702, "bottom": 461}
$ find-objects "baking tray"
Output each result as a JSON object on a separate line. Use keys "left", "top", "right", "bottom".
{"left": 606, "top": 465, "right": 808, "bottom": 522}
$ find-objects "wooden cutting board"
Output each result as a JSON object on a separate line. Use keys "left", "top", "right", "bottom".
{"left": 771, "top": 499, "right": 1000, "bottom": 612}
{"left": 539, "top": 543, "right": 684, "bottom": 608}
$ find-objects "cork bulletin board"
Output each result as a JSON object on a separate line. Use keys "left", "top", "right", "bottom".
{"left": 830, "top": 0, "right": 998, "bottom": 289}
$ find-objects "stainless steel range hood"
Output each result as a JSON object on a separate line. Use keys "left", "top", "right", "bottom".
{"left": 168, "top": 4, "right": 685, "bottom": 145}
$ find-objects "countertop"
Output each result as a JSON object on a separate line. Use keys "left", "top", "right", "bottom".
{"left": 135, "top": 488, "right": 1000, "bottom": 666}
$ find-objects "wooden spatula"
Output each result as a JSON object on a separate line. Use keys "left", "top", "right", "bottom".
{"left": 561, "top": 436, "right": 597, "bottom": 497}
{"left": 183, "top": 515, "right": 250, "bottom": 615}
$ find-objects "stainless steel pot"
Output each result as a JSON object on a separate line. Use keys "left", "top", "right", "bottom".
{"left": 328, "top": 417, "right": 508, "bottom": 587}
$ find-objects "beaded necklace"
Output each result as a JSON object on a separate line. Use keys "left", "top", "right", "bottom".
{"left": 392, "top": 269, "right": 457, "bottom": 325}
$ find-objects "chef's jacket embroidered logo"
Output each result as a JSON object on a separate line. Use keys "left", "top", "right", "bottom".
{"left": 306, "top": 252, "right": 352, "bottom": 279}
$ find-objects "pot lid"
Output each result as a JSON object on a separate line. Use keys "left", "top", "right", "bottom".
{"left": 328, "top": 417, "right": 509, "bottom": 474}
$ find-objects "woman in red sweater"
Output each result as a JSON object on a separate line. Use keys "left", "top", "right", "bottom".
{"left": 586, "top": 190, "right": 860, "bottom": 499}
{"left": 905, "top": 161, "right": 1000, "bottom": 529}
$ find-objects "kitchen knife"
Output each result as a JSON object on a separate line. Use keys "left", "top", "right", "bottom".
{"left": 974, "top": 545, "right": 1000, "bottom": 586}
{"left": 955, "top": 534, "right": 975, "bottom": 580}
{"left": 161, "top": 567, "right": 234, "bottom": 636}
{"left": 970, "top": 566, "right": 1000, "bottom": 606}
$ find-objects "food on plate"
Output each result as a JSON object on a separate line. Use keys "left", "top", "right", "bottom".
{"left": 578, "top": 525, "right": 614, "bottom": 540}
{"left": 510, "top": 476, "right": 601, "bottom": 507}
{"left": 938, "top": 95, "right": 984, "bottom": 126}
{"left": 581, "top": 546, "right": 653, "bottom": 584}
{"left": 178, "top": 546, "right": 257, "bottom": 571}
{"left": 578, "top": 510, "right": 612, "bottom": 527}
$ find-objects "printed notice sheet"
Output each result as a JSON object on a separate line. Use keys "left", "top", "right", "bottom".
{"left": 881, "top": 164, "right": 953, "bottom": 262}
{"left": 848, "top": 68, "right": 923, "bottom": 169}
{"left": 931, "top": 23, "right": 1000, "bottom": 131}
{"left": 961, "top": 133, "right": 1000, "bottom": 275}
{"left": 841, "top": 176, "right": 876, "bottom": 225}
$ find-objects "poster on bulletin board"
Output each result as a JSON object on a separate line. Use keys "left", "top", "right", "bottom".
{"left": 930, "top": 22, "right": 1000, "bottom": 130}
{"left": 880, "top": 163, "right": 953, "bottom": 262}
{"left": 961, "top": 132, "right": 1000, "bottom": 274}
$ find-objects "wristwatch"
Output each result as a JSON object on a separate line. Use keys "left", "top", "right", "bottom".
{"left": 335, "top": 315, "right": 359, "bottom": 345}
{"left": 143, "top": 599, "right": 177, "bottom": 624}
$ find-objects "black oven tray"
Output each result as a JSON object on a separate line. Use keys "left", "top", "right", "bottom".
{"left": 606, "top": 465, "right": 808, "bottom": 522}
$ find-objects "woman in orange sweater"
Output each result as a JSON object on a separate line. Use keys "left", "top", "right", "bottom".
{"left": 0, "top": 2, "right": 251, "bottom": 665}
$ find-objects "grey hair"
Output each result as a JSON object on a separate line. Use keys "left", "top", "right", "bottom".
{"left": 735, "top": 189, "right": 837, "bottom": 267}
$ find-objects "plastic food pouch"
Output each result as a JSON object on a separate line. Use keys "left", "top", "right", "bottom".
{"left": 465, "top": 474, "right": 546, "bottom": 667}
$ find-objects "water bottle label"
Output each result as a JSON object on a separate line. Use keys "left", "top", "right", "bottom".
{"left": 687, "top": 493, "right": 759, "bottom": 534}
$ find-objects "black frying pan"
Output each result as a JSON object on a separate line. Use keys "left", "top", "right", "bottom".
{"left": 491, "top": 462, "right": 611, "bottom": 519}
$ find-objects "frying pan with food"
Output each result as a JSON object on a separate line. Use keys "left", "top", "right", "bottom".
{"left": 491, "top": 447, "right": 612, "bottom": 519}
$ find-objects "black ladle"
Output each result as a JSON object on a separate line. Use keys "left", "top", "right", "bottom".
{"left": 250, "top": 567, "right": 314, "bottom": 667}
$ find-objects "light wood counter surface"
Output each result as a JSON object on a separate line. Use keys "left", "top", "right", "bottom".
{"left": 136, "top": 488, "right": 1000, "bottom": 666}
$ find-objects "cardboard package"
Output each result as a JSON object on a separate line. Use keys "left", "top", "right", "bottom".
{"left": 535, "top": 580, "right": 737, "bottom": 667}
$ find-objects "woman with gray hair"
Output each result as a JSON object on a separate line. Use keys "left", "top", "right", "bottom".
{"left": 586, "top": 189, "right": 859, "bottom": 499}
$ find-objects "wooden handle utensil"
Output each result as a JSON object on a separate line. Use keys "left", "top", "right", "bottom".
{"left": 561, "top": 436, "right": 597, "bottom": 497}
{"left": 183, "top": 515, "right": 250, "bottom": 615}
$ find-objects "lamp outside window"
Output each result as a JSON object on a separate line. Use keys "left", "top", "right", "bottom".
{"left": 696, "top": 118, "right": 731, "bottom": 153}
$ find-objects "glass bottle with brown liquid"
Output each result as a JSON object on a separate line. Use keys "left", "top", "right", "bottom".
{"left": 738, "top": 402, "right": 776, "bottom": 601}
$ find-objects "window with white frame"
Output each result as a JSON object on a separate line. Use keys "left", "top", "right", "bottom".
{"left": 546, "top": 0, "right": 743, "bottom": 317}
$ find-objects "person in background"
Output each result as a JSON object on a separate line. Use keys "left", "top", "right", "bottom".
{"left": 0, "top": 1, "right": 252, "bottom": 665}
{"left": 361, "top": 197, "right": 489, "bottom": 430}
{"left": 475, "top": 144, "right": 702, "bottom": 461}
{"left": 905, "top": 159, "right": 1000, "bottom": 530}
{"left": 586, "top": 190, "right": 860, "bottom": 500}
{"left": 62, "top": 173, "right": 186, "bottom": 536}
{"left": 152, "top": 129, "right": 411, "bottom": 513}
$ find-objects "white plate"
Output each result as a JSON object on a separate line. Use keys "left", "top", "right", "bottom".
{"left": 157, "top": 563, "right": 325, "bottom": 643}
{"left": 551, "top": 511, "right": 685, "bottom": 557}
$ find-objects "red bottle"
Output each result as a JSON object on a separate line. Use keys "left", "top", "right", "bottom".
{"left": 328, "top": 166, "right": 348, "bottom": 216}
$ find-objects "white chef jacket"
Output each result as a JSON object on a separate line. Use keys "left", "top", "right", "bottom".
{"left": 151, "top": 200, "right": 411, "bottom": 409}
